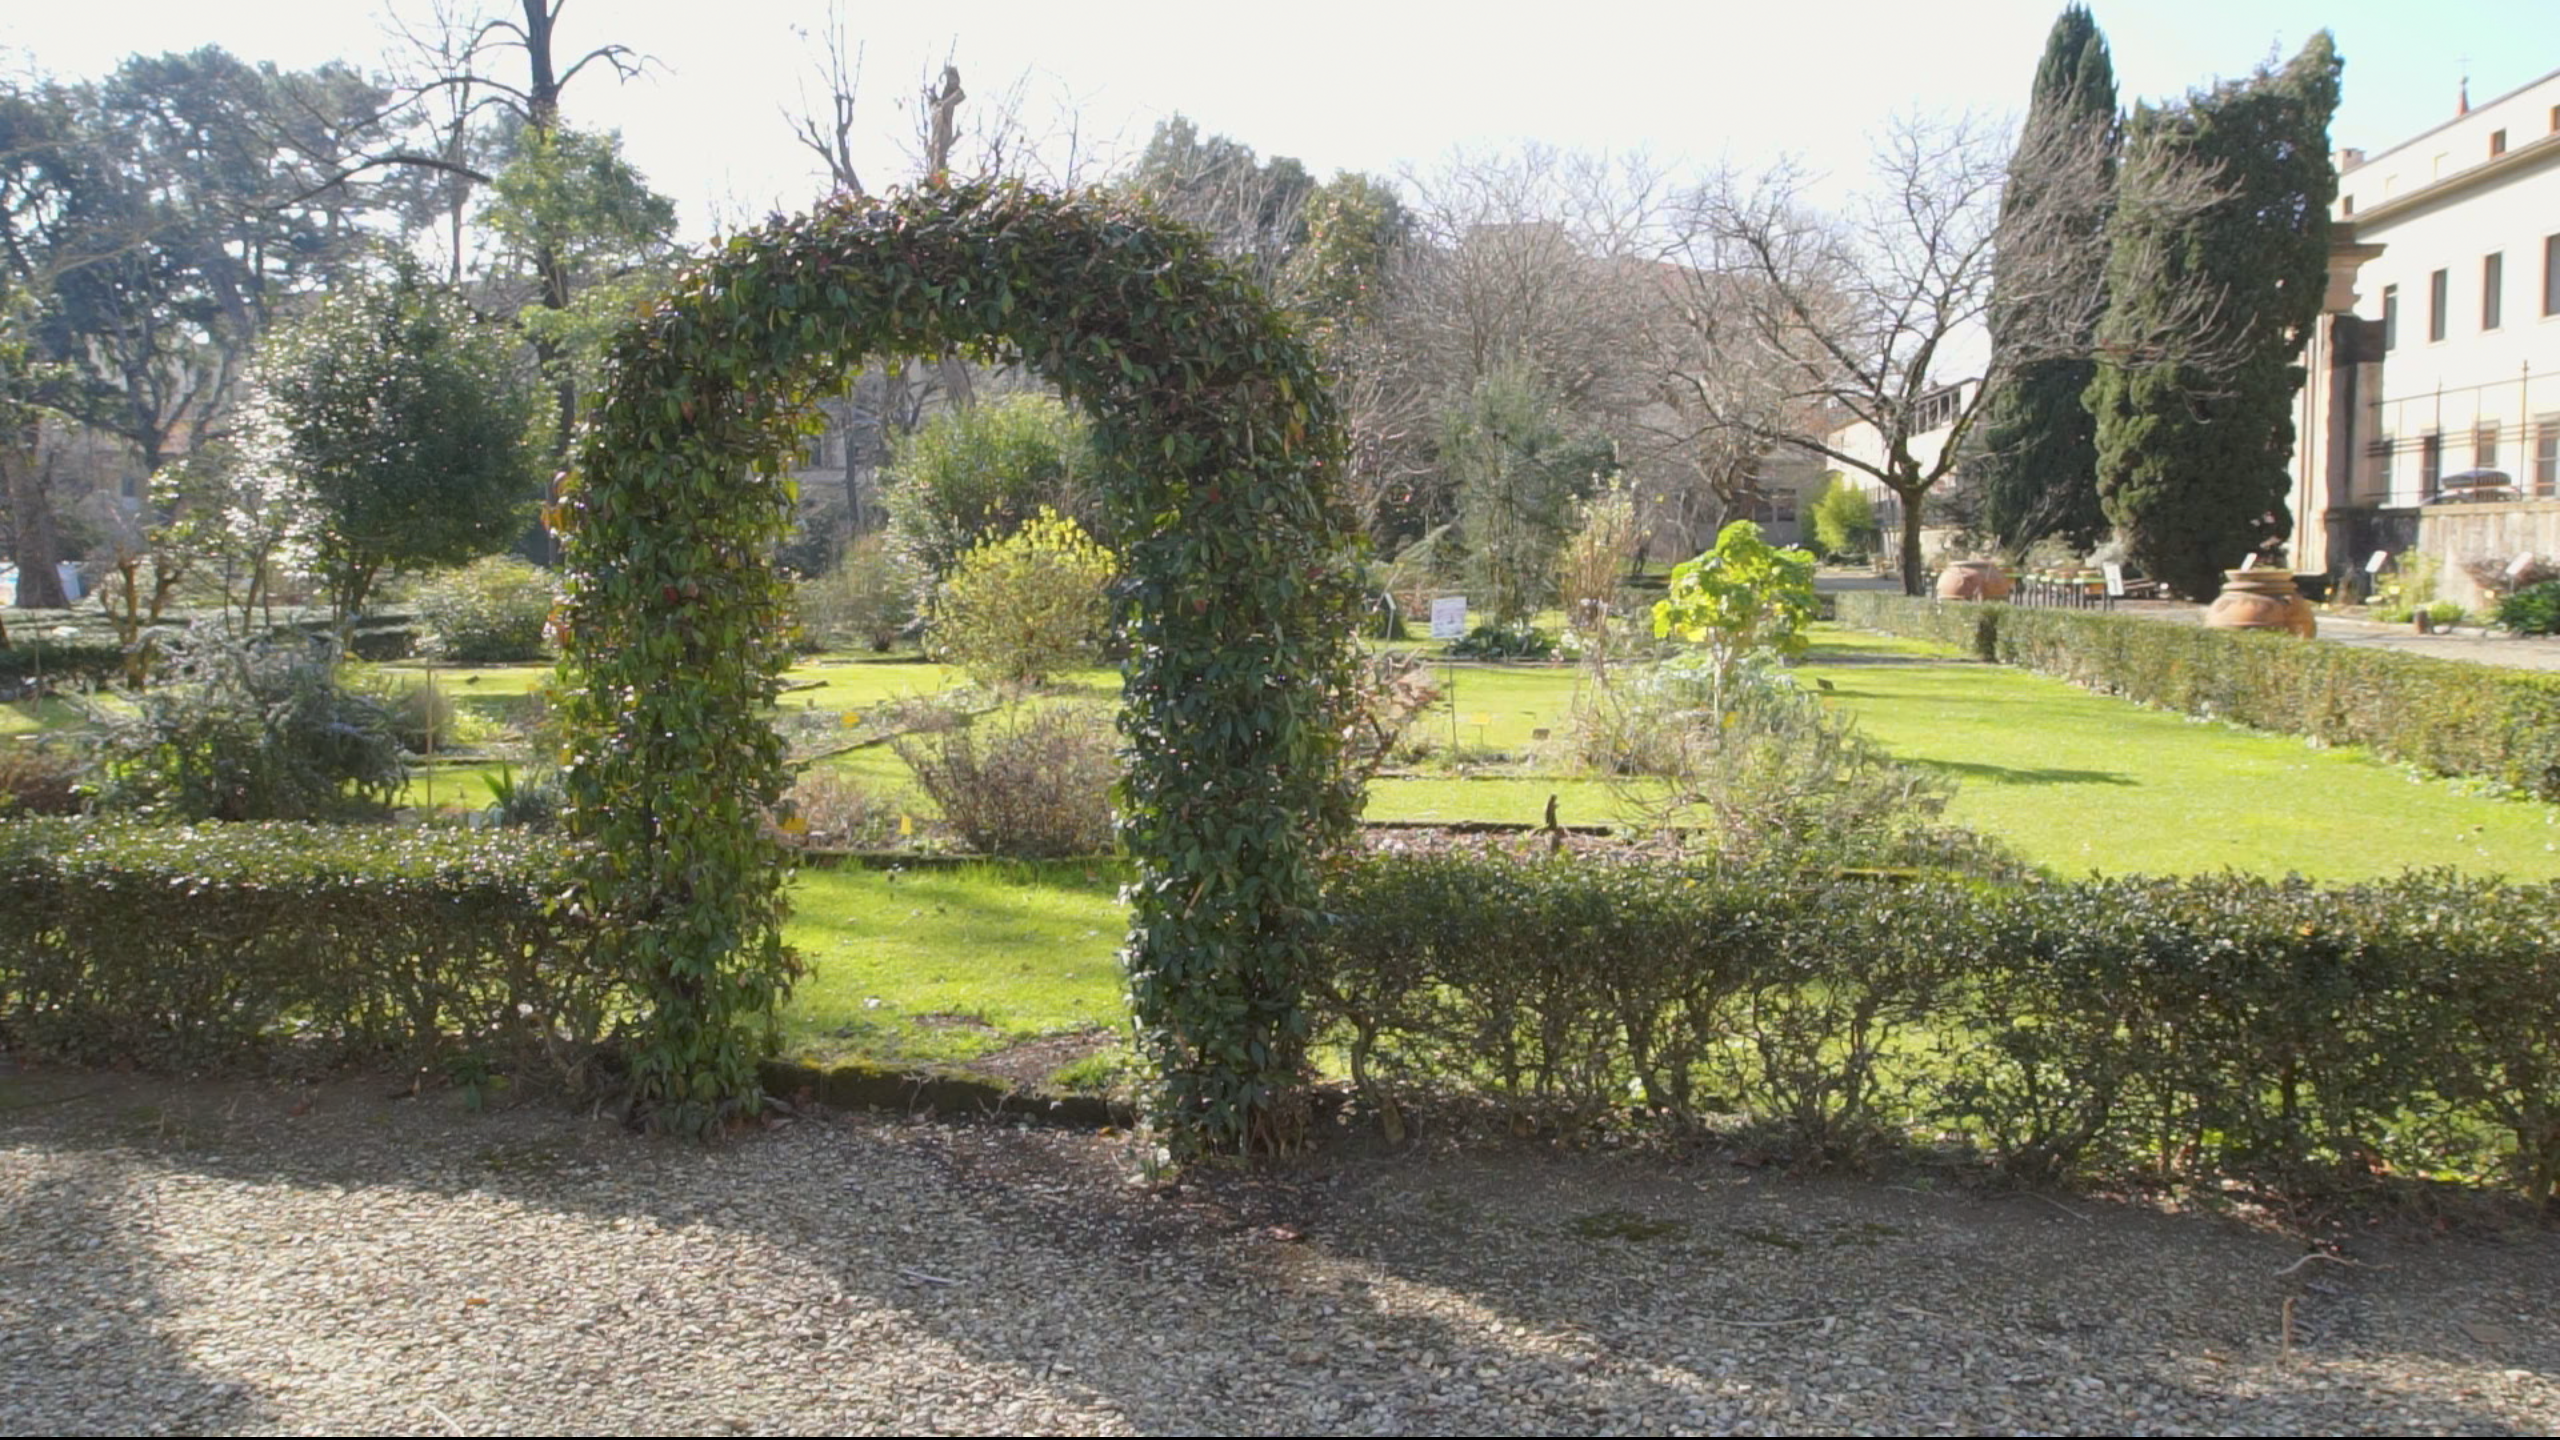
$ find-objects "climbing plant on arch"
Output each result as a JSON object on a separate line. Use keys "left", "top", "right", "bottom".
{"left": 555, "top": 183, "right": 1364, "bottom": 1149}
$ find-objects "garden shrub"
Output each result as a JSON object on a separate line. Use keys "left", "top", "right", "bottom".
{"left": 0, "top": 819, "right": 605, "bottom": 1074}
{"left": 926, "top": 508, "right": 1115, "bottom": 690}
{"left": 882, "top": 393, "right": 1103, "bottom": 580}
{"left": 1444, "top": 624, "right": 1556, "bottom": 660}
{"left": 1835, "top": 591, "right": 2560, "bottom": 802}
{"left": 1652, "top": 520, "right": 1818, "bottom": 702}
{"left": 1314, "top": 849, "right": 2560, "bottom": 1205}
{"left": 774, "top": 766, "right": 900, "bottom": 849}
{"left": 1808, "top": 473, "right": 1881, "bottom": 559}
{"left": 85, "top": 628, "right": 407, "bottom": 821}
{"left": 1570, "top": 656, "right": 2002, "bottom": 875}
{"left": 479, "top": 762, "right": 565, "bottom": 831}
{"left": 2497, "top": 579, "right": 2560, "bottom": 636}
{"left": 1556, "top": 479, "right": 1641, "bottom": 640}
{"left": 0, "top": 742, "right": 87, "bottom": 816}
{"left": 796, "top": 533, "right": 917, "bottom": 652}
{"left": 896, "top": 703, "right": 1118, "bottom": 858}
{"left": 416, "top": 556, "right": 558, "bottom": 663}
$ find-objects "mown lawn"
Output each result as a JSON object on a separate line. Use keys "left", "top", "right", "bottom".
{"left": 1792, "top": 634, "right": 2560, "bottom": 880}
{"left": 779, "top": 859, "right": 1130, "bottom": 1064}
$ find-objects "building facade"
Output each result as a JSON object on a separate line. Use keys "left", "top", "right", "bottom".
{"left": 2296, "top": 67, "right": 2560, "bottom": 603}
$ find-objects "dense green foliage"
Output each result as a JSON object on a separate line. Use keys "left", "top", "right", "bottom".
{"left": 416, "top": 555, "right": 559, "bottom": 663}
{"left": 1806, "top": 475, "right": 1881, "bottom": 560}
{"left": 255, "top": 264, "right": 545, "bottom": 617}
{"left": 2496, "top": 579, "right": 2560, "bottom": 636}
{"left": 1651, "top": 520, "right": 1818, "bottom": 685}
{"left": 1443, "top": 623, "right": 1557, "bottom": 660}
{"left": 556, "top": 182, "right": 1362, "bottom": 1147}
{"left": 1975, "top": 4, "right": 2119, "bottom": 556}
{"left": 2087, "top": 34, "right": 2341, "bottom": 598}
{"left": 794, "top": 533, "right": 917, "bottom": 652}
{"left": 882, "top": 393, "right": 1102, "bottom": 578}
{"left": 1445, "top": 362, "right": 1613, "bottom": 627}
{"left": 0, "top": 819, "right": 603, "bottom": 1074}
{"left": 86, "top": 630, "right": 407, "bottom": 821}
{"left": 1836, "top": 591, "right": 2560, "bottom": 802}
{"left": 926, "top": 509, "right": 1114, "bottom": 689}
{"left": 1318, "top": 848, "right": 2560, "bottom": 1204}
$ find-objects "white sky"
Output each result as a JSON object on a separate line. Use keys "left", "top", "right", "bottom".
{"left": 6, "top": 0, "right": 2554, "bottom": 242}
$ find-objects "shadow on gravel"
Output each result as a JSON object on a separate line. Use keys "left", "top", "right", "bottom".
{"left": 3, "top": 1065, "right": 2553, "bottom": 1435}
{"left": 1, "top": 1074, "right": 269, "bottom": 1433}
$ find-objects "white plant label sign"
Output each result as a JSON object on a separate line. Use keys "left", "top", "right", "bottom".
{"left": 2102, "top": 562, "right": 2126, "bottom": 597}
{"left": 2366, "top": 550, "right": 2391, "bottom": 574}
{"left": 1429, "top": 596, "right": 1469, "bottom": 640}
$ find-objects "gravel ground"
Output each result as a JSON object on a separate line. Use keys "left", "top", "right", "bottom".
{"left": 3, "top": 1067, "right": 2553, "bottom": 1437}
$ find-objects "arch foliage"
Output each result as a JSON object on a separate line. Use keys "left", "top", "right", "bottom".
{"left": 556, "top": 183, "right": 1364, "bottom": 1148}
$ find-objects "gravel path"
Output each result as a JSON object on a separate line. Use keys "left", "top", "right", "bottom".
{"left": 3, "top": 1068, "right": 2553, "bottom": 1436}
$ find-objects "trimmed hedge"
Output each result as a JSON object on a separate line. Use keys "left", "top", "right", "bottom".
{"left": 1318, "top": 849, "right": 2560, "bottom": 1206}
{"left": 1836, "top": 591, "right": 2560, "bottom": 802}
{"left": 0, "top": 609, "right": 422, "bottom": 689}
{"left": 0, "top": 820, "right": 606, "bottom": 1074}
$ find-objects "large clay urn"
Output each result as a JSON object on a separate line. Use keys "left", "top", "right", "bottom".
{"left": 1936, "top": 559, "right": 2013, "bottom": 602}
{"left": 2204, "top": 568, "right": 2316, "bottom": 637}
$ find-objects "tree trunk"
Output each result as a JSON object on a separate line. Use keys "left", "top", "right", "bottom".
{"left": 4, "top": 429, "right": 69, "bottom": 608}
{"left": 1897, "top": 486, "right": 1928, "bottom": 597}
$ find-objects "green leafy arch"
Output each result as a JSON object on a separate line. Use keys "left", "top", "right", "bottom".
{"left": 555, "top": 183, "right": 1363, "bottom": 1149}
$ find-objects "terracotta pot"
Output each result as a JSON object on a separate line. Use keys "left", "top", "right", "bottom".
{"left": 1936, "top": 559, "right": 2013, "bottom": 602}
{"left": 2204, "top": 569, "right": 2316, "bottom": 637}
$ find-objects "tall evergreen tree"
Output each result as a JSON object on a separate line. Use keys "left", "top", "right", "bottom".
{"left": 2087, "top": 33, "right": 2342, "bottom": 599}
{"left": 1976, "top": 5, "right": 2119, "bottom": 557}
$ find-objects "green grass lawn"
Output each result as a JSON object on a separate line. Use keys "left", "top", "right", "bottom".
{"left": 1794, "top": 633, "right": 2560, "bottom": 880}
{"left": 779, "top": 860, "right": 1130, "bottom": 1065}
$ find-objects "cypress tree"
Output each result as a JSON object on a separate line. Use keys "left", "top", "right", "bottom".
{"left": 2086, "top": 33, "right": 2342, "bottom": 599}
{"left": 1976, "top": 5, "right": 2120, "bottom": 558}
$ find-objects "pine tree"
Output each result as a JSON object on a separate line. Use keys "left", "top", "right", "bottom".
{"left": 2087, "top": 33, "right": 2342, "bottom": 600}
{"left": 1976, "top": 5, "right": 2119, "bottom": 557}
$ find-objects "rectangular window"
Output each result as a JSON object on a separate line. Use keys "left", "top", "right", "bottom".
{"left": 2538, "top": 418, "right": 2560, "bottom": 498}
{"left": 2484, "top": 252, "right": 2504, "bottom": 329}
{"left": 2382, "top": 284, "right": 2398, "bottom": 349}
{"left": 2491, "top": 128, "right": 2509, "bottom": 157}
{"left": 2429, "top": 268, "right": 2449, "bottom": 341}
{"left": 2342, "top": 194, "right": 2355, "bottom": 216}
{"left": 2422, "top": 433, "right": 2444, "bottom": 496}
{"left": 2476, "top": 421, "right": 2500, "bottom": 470}
{"left": 2547, "top": 234, "right": 2560, "bottom": 316}
{"left": 2367, "top": 437, "right": 2394, "bottom": 497}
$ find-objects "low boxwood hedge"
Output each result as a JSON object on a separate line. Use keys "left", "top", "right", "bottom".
{"left": 0, "top": 819, "right": 605, "bottom": 1075}
{"left": 1835, "top": 592, "right": 2560, "bottom": 802}
{"left": 1317, "top": 848, "right": 2560, "bottom": 1207}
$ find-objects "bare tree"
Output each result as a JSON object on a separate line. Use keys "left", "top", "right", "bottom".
{"left": 1390, "top": 146, "right": 1671, "bottom": 417}
{"left": 778, "top": 21, "right": 1113, "bottom": 551}
{"left": 1669, "top": 111, "right": 2231, "bottom": 593}
{"left": 1629, "top": 262, "right": 1821, "bottom": 558}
